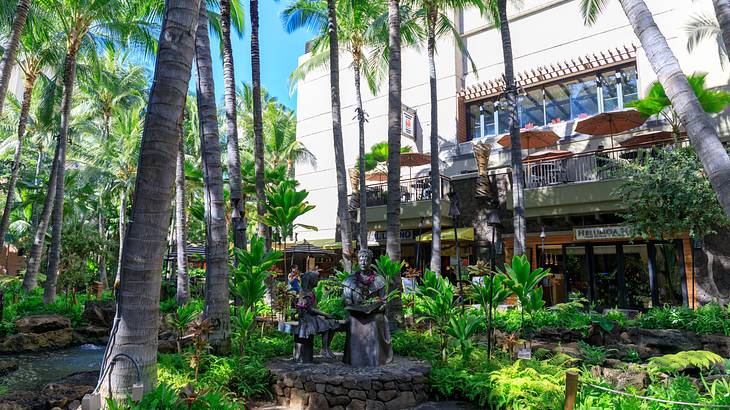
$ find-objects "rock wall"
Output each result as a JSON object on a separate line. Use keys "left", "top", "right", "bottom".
{"left": 693, "top": 228, "right": 730, "bottom": 306}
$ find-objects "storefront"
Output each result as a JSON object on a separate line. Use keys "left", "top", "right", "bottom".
{"left": 505, "top": 225, "right": 694, "bottom": 310}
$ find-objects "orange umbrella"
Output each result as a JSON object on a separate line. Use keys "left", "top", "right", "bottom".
{"left": 523, "top": 149, "right": 574, "bottom": 163}
{"left": 497, "top": 129, "right": 560, "bottom": 150}
{"left": 365, "top": 171, "right": 387, "bottom": 182}
{"left": 619, "top": 130, "right": 683, "bottom": 148}
{"left": 400, "top": 152, "right": 431, "bottom": 167}
{"left": 575, "top": 109, "right": 646, "bottom": 136}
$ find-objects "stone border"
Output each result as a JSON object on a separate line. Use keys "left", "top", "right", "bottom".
{"left": 267, "top": 356, "right": 431, "bottom": 410}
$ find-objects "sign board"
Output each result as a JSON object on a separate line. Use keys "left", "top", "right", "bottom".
{"left": 517, "top": 348, "right": 532, "bottom": 360}
{"left": 402, "top": 106, "right": 416, "bottom": 140}
{"left": 574, "top": 225, "right": 631, "bottom": 241}
{"left": 370, "top": 230, "right": 415, "bottom": 242}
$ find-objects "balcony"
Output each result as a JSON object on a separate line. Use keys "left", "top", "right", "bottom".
{"left": 363, "top": 175, "right": 451, "bottom": 206}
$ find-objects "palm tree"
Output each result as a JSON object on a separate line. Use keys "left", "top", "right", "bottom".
{"left": 219, "top": 0, "right": 246, "bottom": 251}
{"left": 98, "top": 0, "right": 202, "bottom": 399}
{"left": 0, "top": 0, "right": 31, "bottom": 117}
{"left": 582, "top": 0, "right": 730, "bottom": 221}
{"left": 386, "top": 0, "right": 404, "bottom": 323}
{"left": 175, "top": 120, "right": 190, "bottom": 305}
{"left": 263, "top": 101, "right": 315, "bottom": 177}
{"left": 492, "top": 0, "right": 525, "bottom": 256}
{"left": 685, "top": 13, "right": 727, "bottom": 64}
{"left": 0, "top": 21, "right": 60, "bottom": 253}
{"left": 283, "top": 0, "right": 386, "bottom": 252}
{"left": 407, "top": 0, "right": 480, "bottom": 272}
{"left": 194, "top": 0, "right": 231, "bottom": 355}
{"left": 250, "top": 0, "right": 268, "bottom": 248}
{"left": 712, "top": 0, "right": 730, "bottom": 56}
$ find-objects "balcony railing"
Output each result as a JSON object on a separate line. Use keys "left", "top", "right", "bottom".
{"left": 522, "top": 141, "right": 684, "bottom": 189}
{"left": 363, "top": 175, "right": 451, "bottom": 207}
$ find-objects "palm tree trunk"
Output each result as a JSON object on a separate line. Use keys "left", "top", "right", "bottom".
{"left": 497, "top": 0, "right": 526, "bottom": 256}
{"left": 98, "top": 0, "right": 201, "bottom": 399}
{"left": 0, "top": 74, "right": 36, "bottom": 252}
{"left": 327, "top": 0, "right": 353, "bottom": 272}
{"left": 30, "top": 146, "right": 43, "bottom": 228}
{"left": 427, "top": 13, "right": 442, "bottom": 274}
{"left": 175, "top": 128, "right": 190, "bottom": 306}
{"left": 195, "top": 0, "right": 231, "bottom": 355}
{"left": 221, "top": 0, "right": 246, "bottom": 252}
{"left": 250, "top": 0, "right": 268, "bottom": 249}
{"left": 98, "top": 199, "right": 107, "bottom": 288}
{"left": 23, "top": 140, "right": 59, "bottom": 291}
{"left": 353, "top": 57, "right": 368, "bottom": 250}
{"left": 386, "top": 0, "right": 404, "bottom": 324}
{"left": 0, "top": 0, "right": 30, "bottom": 118}
{"left": 115, "top": 189, "right": 126, "bottom": 284}
{"left": 620, "top": 0, "right": 730, "bottom": 219}
{"left": 713, "top": 0, "right": 730, "bottom": 58}
{"left": 44, "top": 49, "right": 79, "bottom": 304}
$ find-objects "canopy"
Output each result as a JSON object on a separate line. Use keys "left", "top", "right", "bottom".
{"left": 416, "top": 227, "right": 474, "bottom": 242}
{"left": 497, "top": 129, "right": 560, "bottom": 150}
{"left": 575, "top": 109, "right": 646, "bottom": 136}
{"left": 619, "top": 130, "right": 681, "bottom": 148}
{"left": 400, "top": 152, "right": 431, "bottom": 167}
{"left": 523, "top": 149, "right": 574, "bottom": 163}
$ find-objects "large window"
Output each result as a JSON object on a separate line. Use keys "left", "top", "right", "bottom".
{"left": 466, "top": 65, "right": 639, "bottom": 141}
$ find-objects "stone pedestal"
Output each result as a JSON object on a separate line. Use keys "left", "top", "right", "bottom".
{"left": 267, "top": 356, "right": 431, "bottom": 410}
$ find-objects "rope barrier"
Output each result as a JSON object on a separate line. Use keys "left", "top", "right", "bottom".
{"left": 581, "top": 382, "right": 730, "bottom": 408}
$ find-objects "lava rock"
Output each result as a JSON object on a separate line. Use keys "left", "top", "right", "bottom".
{"left": 14, "top": 315, "right": 70, "bottom": 334}
{"left": 81, "top": 300, "right": 116, "bottom": 329}
{"left": 0, "top": 328, "right": 74, "bottom": 353}
{"left": 0, "top": 359, "right": 18, "bottom": 376}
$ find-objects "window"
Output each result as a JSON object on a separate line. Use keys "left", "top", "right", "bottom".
{"left": 464, "top": 63, "right": 639, "bottom": 141}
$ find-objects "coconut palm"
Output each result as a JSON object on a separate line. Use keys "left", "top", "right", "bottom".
{"left": 581, "top": 0, "right": 730, "bottom": 221}
{"left": 175, "top": 125, "right": 190, "bottom": 306}
{"left": 194, "top": 0, "right": 231, "bottom": 355}
{"left": 263, "top": 98, "right": 315, "bottom": 177}
{"left": 0, "top": 0, "right": 31, "bottom": 117}
{"left": 0, "top": 20, "right": 61, "bottom": 254}
{"left": 283, "top": 0, "right": 387, "bottom": 252}
{"left": 249, "top": 0, "right": 268, "bottom": 248}
{"left": 712, "top": 0, "right": 730, "bottom": 56}
{"left": 98, "top": 0, "right": 201, "bottom": 399}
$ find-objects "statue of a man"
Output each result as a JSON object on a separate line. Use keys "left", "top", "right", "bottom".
{"left": 341, "top": 249, "right": 394, "bottom": 367}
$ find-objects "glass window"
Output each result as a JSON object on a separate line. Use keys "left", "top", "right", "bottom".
{"left": 545, "top": 83, "right": 570, "bottom": 124}
{"left": 620, "top": 67, "right": 638, "bottom": 107}
{"left": 520, "top": 89, "right": 545, "bottom": 127}
{"left": 569, "top": 76, "right": 599, "bottom": 119}
{"left": 468, "top": 103, "right": 481, "bottom": 141}
{"left": 496, "top": 99, "right": 511, "bottom": 135}
{"left": 599, "top": 72, "right": 620, "bottom": 112}
{"left": 481, "top": 101, "right": 496, "bottom": 136}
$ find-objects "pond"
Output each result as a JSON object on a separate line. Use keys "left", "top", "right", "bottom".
{"left": 0, "top": 344, "right": 106, "bottom": 392}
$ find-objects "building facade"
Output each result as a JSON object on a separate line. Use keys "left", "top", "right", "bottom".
{"left": 293, "top": 0, "right": 730, "bottom": 308}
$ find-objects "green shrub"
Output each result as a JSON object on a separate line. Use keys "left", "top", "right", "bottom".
{"left": 488, "top": 356, "right": 575, "bottom": 410}
{"left": 578, "top": 341, "right": 607, "bottom": 366}
{"left": 632, "top": 303, "right": 730, "bottom": 335}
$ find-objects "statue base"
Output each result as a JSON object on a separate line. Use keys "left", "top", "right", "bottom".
{"left": 267, "top": 355, "right": 431, "bottom": 410}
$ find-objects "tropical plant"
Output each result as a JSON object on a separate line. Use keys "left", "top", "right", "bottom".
{"left": 0, "top": 0, "right": 31, "bottom": 117}
{"left": 230, "top": 236, "right": 283, "bottom": 315}
{"left": 167, "top": 303, "right": 201, "bottom": 354}
{"left": 685, "top": 12, "right": 727, "bottom": 64}
{"left": 712, "top": 0, "right": 730, "bottom": 57}
{"left": 577, "top": 341, "right": 607, "bottom": 366}
{"left": 231, "top": 306, "right": 255, "bottom": 356}
{"left": 372, "top": 254, "right": 405, "bottom": 302}
{"left": 628, "top": 73, "right": 730, "bottom": 140}
{"left": 445, "top": 312, "right": 481, "bottom": 363}
{"left": 416, "top": 269, "right": 456, "bottom": 361}
{"left": 581, "top": 0, "right": 730, "bottom": 221}
{"left": 500, "top": 255, "right": 551, "bottom": 339}
{"left": 648, "top": 350, "right": 724, "bottom": 374}
{"left": 98, "top": 0, "right": 201, "bottom": 400}
{"left": 468, "top": 260, "right": 512, "bottom": 323}
{"left": 0, "top": 275, "right": 21, "bottom": 322}
{"left": 249, "top": 0, "right": 268, "bottom": 246}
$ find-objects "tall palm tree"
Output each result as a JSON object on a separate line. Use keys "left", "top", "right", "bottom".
{"left": 685, "top": 13, "right": 727, "bottom": 63}
{"left": 263, "top": 100, "right": 314, "bottom": 177}
{"left": 582, "top": 0, "right": 730, "bottom": 221}
{"left": 283, "top": 0, "right": 386, "bottom": 252}
{"left": 175, "top": 118, "right": 190, "bottom": 305}
{"left": 38, "top": 0, "right": 154, "bottom": 303}
{"left": 0, "top": 21, "right": 60, "bottom": 253}
{"left": 494, "top": 0, "right": 525, "bottom": 256}
{"left": 407, "top": 0, "right": 480, "bottom": 272}
{"left": 250, "top": 0, "right": 268, "bottom": 248}
{"left": 0, "top": 0, "right": 31, "bottom": 117}
{"left": 386, "top": 0, "right": 404, "bottom": 322}
{"left": 712, "top": 0, "right": 730, "bottom": 55}
{"left": 194, "top": 0, "right": 231, "bottom": 355}
{"left": 98, "top": 0, "right": 202, "bottom": 399}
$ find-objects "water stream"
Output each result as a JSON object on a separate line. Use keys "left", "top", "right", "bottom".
{"left": 0, "top": 344, "right": 106, "bottom": 392}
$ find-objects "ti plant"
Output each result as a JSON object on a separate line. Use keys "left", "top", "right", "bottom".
{"left": 187, "top": 318, "right": 214, "bottom": 382}
{"left": 416, "top": 269, "right": 456, "bottom": 362}
{"left": 232, "top": 307, "right": 255, "bottom": 356}
{"left": 166, "top": 303, "right": 200, "bottom": 354}
{"left": 468, "top": 260, "right": 512, "bottom": 325}
{"left": 500, "top": 255, "right": 551, "bottom": 340}
{"left": 372, "top": 255, "right": 405, "bottom": 303}
{"left": 445, "top": 312, "right": 481, "bottom": 364}
{"left": 0, "top": 275, "right": 20, "bottom": 322}
{"left": 230, "top": 235, "right": 283, "bottom": 316}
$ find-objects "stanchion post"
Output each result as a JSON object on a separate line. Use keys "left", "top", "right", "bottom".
{"left": 564, "top": 371, "right": 578, "bottom": 410}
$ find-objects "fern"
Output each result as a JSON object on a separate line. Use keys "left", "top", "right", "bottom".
{"left": 648, "top": 350, "right": 724, "bottom": 374}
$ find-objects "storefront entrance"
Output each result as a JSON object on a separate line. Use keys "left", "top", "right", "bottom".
{"left": 538, "top": 241, "right": 688, "bottom": 310}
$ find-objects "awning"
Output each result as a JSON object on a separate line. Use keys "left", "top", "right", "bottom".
{"left": 416, "top": 227, "right": 474, "bottom": 242}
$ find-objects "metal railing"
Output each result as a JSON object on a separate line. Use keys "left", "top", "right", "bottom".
{"left": 523, "top": 141, "right": 684, "bottom": 189}
{"left": 363, "top": 175, "right": 451, "bottom": 206}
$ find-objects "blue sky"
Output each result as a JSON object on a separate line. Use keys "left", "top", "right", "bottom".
{"left": 204, "top": 2, "right": 313, "bottom": 109}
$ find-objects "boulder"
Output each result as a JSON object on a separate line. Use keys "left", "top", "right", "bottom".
{"left": 589, "top": 364, "right": 649, "bottom": 390}
{"left": 0, "top": 328, "right": 74, "bottom": 353}
{"left": 701, "top": 334, "right": 730, "bottom": 357}
{"left": 532, "top": 327, "right": 583, "bottom": 343}
{"left": 73, "top": 325, "right": 110, "bottom": 345}
{"left": 624, "top": 328, "right": 702, "bottom": 356}
{"left": 0, "top": 371, "right": 96, "bottom": 410}
{"left": 81, "top": 300, "right": 116, "bottom": 329}
{"left": 14, "top": 315, "right": 70, "bottom": 334}
{"left": 0, "top": 359, "right": 18, "bottom": 376}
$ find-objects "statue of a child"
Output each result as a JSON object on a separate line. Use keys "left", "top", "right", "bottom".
{"left": 295, "top": 270, "right": 339, "bottom": 359}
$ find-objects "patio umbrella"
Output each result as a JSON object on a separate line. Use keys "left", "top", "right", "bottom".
{"left": 400, "top": 152, "right": 431, "bottom": 167}
{"left": 619, "top": 130, "right": 682, "bottom": 148}
{"left": 497, "top": 128, "right": 560, "bottom": 150}
{"left": 523, "top": 149, "right": 574, "bottom": 163}
{"left": 365, "top": 171, "right": 388, "bottom": 182}
{"left": 575, "top": 109, "right": 647, "bottom": 148}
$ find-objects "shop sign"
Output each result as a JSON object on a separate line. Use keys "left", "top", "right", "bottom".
{"left": 371, "top": 230, "right": 415, "bottom": 242}
{"left": 574, "top": 225, "right": 631, "bottom": 241}
{"left": 402, "top": 106, "right": 416, "bottom": 140}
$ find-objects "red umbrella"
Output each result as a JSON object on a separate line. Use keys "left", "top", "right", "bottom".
{"left": 619, "top": 130, "right": 683, "bottom": 148}
{"left": 523, "top": 149, "right": 574, "bottom": 163}
{"left": 575, "top": 109, "right": 646, "bottom": 136}
{"left": 497, "top": 129, "right": 560, "bottom": 150}
{"left": 365, "top": 171, "right": 388, "bottom": 182}
{"left": 400, "top": 152, "right": 431, "bottom": 167}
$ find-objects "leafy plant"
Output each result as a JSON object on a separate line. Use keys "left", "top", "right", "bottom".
{"left": 231, "top": 307, "right": 255, "bottom": 356}
{"left": 468, "top": 260, "right": 511, "bottom": 325}
{"left": 416, "top": 269, "right": 456, "bottom": 362}
{"left": 578, "top": 341, "right": 607, "bottom": 366}
{"left": 648, "top": 350, "right": 724, "bottom": 374}
{"left": 445, "top": 312, "right": 481, "bottom": 363}
{"left": 372, "top": 255, "right": 405, "bottom": 303}
{"left": 499, "top": 255, "right": 551, "bottom": 339}
{"left": 166, "top": 303, "right": 200, "bottom": 354}
{"left": 230, "top": 235, "right": 282, "bottom": 315}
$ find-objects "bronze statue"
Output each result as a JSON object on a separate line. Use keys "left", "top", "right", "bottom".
{"left": 341, "top": 249, "right": 394, "bottom": 367}
{"left": 295, "top": 271, "right": 338, "bottom": 359}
